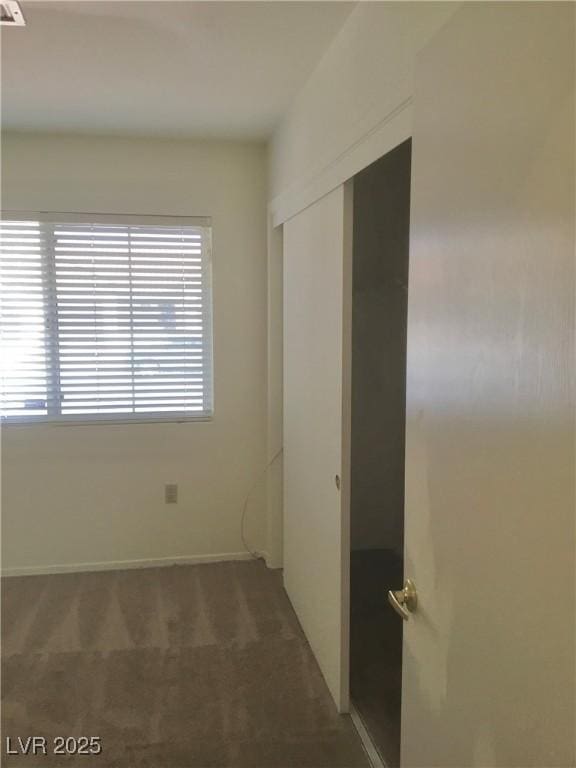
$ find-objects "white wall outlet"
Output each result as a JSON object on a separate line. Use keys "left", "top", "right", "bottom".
{"left": 1, "top": 2, "right": 26, "bottom": 26}
{"left": 165, "top": 484, "right": 178, "bottom": 504}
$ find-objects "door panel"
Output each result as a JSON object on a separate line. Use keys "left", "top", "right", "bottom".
{"left": 283, "top": 184, "right": 352, "bottom": 711}
{"left": 403, "top": 4, "right": 575, "bottom": 766}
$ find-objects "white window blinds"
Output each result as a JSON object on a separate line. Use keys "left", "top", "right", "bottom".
{"left": 0, "top": 214, "right": 213, "bottom": 423}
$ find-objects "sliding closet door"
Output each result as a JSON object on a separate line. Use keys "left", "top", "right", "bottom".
{"left": 283, "top": 184, "right": 352, "bottom": 712}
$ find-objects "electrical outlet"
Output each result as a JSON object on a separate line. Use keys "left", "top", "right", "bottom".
{"left": 0, "top": 2, "right": 26, "bottom": 26}
{"left": 165, "top": 484, "right": 178, "bottom": 504}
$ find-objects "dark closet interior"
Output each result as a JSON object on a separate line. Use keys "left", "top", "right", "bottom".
{"left": 349, "top": 138, "right": 411, "bottom": 767}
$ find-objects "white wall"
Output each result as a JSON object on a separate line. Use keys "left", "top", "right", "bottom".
{"left": 268, "top": 2, "right": 458, "bottom": 566}
{"left": 268, "top": 0, "right": 457, "bottom": 674}
{"left": 402, "top": 4, "right": 575, "bottom": 764}
{"left": 267, "top": 3, "right": 459, "bottom": 574}
{"left": 1, "top": 132, "right": 268, "bottom": 574}
{"left": 265, "top": 219, "right": 283, "bottom": 569}
{"left": 269, "top": 2, "right": 457, "bottom": 208}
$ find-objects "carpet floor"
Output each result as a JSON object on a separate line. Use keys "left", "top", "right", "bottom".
{"left": 1, "top": 560, "right": 369, "bottom": 768}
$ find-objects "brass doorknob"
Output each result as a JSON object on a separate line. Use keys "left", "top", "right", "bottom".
{"left": 388, "top": 578, "right": 418, "bottom": 620}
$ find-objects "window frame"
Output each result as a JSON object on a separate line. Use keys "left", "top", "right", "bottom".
{"left": 0, "top": 210, "right": 214, "bottom": 426}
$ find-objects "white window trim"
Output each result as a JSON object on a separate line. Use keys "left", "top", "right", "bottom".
{"left": 0, "top": 211, "right": 214, "bottom": 426}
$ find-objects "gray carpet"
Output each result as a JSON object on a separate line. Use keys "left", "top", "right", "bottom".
{"left": 1, "top": 560, "right": 368, "bottom": 767}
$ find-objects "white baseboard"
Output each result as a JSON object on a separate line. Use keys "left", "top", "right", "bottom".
{"left": 1, "top": 550, "right": 263, "bottom": 578}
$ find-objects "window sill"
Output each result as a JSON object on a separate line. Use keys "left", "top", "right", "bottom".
{"left": 1, "top": 414, "right": 214, "bottom": 427}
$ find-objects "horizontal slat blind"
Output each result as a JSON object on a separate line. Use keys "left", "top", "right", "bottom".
{"left": 0, "top": 216, "right": 213, "bottom": 422}
{"left": 0, "top": 221, "right": 52, "bottom": 417}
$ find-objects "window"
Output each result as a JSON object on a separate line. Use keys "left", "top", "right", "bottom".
{"left": 0, "top": 213, "right": 213, "bottom": 423}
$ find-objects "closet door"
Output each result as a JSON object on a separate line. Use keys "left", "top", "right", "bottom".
{"left": 283, "top": 184, "right": 352, "bottom": 711}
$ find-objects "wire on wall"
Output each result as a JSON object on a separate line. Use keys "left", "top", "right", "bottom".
{"left": 240, "top": 448, "right": 284, "bottom": 560}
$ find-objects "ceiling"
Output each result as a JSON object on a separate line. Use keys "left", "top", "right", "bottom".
{"left": 1, "top": 1, "right": 354, "bottom": 140}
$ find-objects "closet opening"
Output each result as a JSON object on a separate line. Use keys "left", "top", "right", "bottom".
{"left": 349, "top": 138, "right": 412, "bottom": 768}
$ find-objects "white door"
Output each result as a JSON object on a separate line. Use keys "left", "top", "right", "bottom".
{"left": 283, "top": 184, "right": 352, "bottom": 712}
{"left": 402, "top": 3, "right": 575, "bottom": 766}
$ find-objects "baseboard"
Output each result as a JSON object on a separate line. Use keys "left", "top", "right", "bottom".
{"left": 1, "top": 551, "right": 260, "bottom": 577}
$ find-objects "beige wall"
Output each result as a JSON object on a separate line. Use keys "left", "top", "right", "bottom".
{"left": 269, "top": 2, "right": 457, "bottom": 205}
{"left": 1, "top": 132, "right": 268, "bottom": 574}
{"left": 268, "top": 0, "right": 458, "bottom": 708}
{"left": 265, "top": 220, "right": 283, "bottom": 569}
{"left": 402, "top": 3, "right": 575, "bottom": 765}
{"left": 270, "top": 4, "right": 575, "bottom": 760}
{"left": 268, "top": 3, "right": 458, "bottom": 569}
